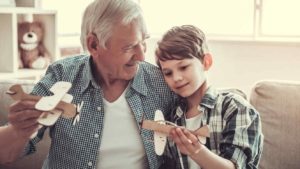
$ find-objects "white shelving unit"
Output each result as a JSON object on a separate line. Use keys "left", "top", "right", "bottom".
{"left": 0, "top": 6, "right": 57, "bottom": 80}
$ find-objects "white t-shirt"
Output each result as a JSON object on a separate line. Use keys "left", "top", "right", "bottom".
{"left": 97, "top": 88, "right": 146, "bottom": 169}
{"left": 185, "top": 113, "right": 202, "bottom": 169}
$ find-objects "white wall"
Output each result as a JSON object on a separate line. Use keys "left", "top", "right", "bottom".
{"left": 145, "top": 38, "right": 300, "bottom": 96}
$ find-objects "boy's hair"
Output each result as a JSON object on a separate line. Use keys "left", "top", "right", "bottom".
{"left": 155, "top": 25, "right": 209, "bottom": 67}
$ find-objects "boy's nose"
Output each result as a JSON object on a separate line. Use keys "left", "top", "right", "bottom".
{"left": 173, "top": 74, "right": 183, "bottom": 82}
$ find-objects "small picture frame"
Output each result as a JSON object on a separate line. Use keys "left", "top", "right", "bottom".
{"left": 0, "top": 0, "right": 16, "bottom": 7}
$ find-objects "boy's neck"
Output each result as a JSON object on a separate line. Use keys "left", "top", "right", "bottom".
{"left": 186, "top": 82, "right": 208, "bottom": 117}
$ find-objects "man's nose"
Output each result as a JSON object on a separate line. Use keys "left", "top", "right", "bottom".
{"left": 134, "top": 43, "right": 145, "bottom": 61}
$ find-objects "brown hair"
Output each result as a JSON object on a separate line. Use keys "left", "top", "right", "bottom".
{"left": 155, "top": 25, "right": 209, "bottom": 67}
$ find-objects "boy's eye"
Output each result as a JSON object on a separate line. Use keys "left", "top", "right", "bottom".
{"left": 180, "top": 65, "right": 188, "bottom": 70}
{"left": 163, "top": 71, "right": 172, "bottom": 77}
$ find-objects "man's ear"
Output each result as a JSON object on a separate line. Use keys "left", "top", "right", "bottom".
{"left": 87, "top": 33, "right": 99, "bottom": 53}
{"left": 203, "top": 54, "right": 213, "bottom": 71}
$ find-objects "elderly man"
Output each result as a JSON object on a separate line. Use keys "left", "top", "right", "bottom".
{"left": 0, "top": 0, "right": 175, "bottom": 168}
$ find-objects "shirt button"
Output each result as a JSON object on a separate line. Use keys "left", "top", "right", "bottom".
{"left": 88, "top": 161, "right": 93, "bottom": 166}
{"left": 97, "top": 107, "right": 101, "bottom": 111}
{"left": 94, "top": 133, "right": 99, "bottom": 138}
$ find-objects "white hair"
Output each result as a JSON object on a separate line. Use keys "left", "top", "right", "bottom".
{"left": 80, "top": 0, "right": 147, "bottom": 52}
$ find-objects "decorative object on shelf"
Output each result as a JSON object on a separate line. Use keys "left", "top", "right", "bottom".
{"left": 15, "top": 0, "right": 41, "bottom": 8}
{"left": 0, "top": 0, "right": 15, "bottom": 7}
{"left": 18, "top": 14, "right": 50, "bottom": 69}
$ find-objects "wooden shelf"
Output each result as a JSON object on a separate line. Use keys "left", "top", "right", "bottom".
{"left": 0, "top": 68, "right": 47, "bottom": 80}
{"left": 0, "top": 7, "right": 58, "bottom": 80}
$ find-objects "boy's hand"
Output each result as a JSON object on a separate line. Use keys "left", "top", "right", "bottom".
{"left": 169, "top": 127, "right": 204, "bottom": 156}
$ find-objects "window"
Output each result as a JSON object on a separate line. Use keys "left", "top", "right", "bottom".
{"left": 42, "top": 0, "right": 300, "bottom": 45}
{"left": 261, "top": 0, "right": 300, "bottom": 37}
{"left": 140, "top": 0, "right": 254, "bottom": 37}
{"left": 42, "top": 0, "right": 92, "bottom": 35}
{"left": 140, "top": 0, "right": 300, "bottom": 40}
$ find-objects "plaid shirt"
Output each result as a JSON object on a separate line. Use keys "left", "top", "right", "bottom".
{"left": 161, "top": 87, "right": 263, "bottom": 169}
{"left": 25, "top": 55, "right": 176, "bottom": 169}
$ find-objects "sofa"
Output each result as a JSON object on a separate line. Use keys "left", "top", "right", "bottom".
{"left": 0, "top": 79, "right": 299, "bottom": 169}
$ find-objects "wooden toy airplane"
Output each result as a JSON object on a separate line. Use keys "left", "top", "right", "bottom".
{"left": 141, "top": 110, "right": 210, "bottom": 155}
{"left": 6, "top": 81, "right": 77, "bottom": 126}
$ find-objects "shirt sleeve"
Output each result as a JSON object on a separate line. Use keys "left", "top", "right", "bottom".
{"left": 219, "top": 96, "right": 263, "bottom": 169}
{"left": 23, "top": 126, "right": 48, "bottom": 155}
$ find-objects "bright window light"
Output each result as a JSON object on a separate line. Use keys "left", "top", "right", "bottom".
{"left": 140, "top": 0, "right": 254, "bottom": 36}
{"left": 42, "top": 0, "right": 93, "bottom": 35}
{"left": 261, "top": 0, "right": 300, "bottom": 36}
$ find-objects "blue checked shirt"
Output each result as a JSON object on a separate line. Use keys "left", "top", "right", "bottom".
{"left": 25, "top": 55, "right": 176, "bottom": 169}
{"left": 161, "top": 87, "right": 263, "bottom": 169}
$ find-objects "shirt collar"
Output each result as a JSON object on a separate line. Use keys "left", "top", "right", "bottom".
{"left": 200, "top": 86, "right": 218, "bottom": 109}
{"left": 173, "top": 86, "right": 218, "bottom": 122}
{"left": 80, "top": 56, "right": 99, "bottom": 93}
{"left": 128, "top": 64, "right": 148, "bottom": 96}
{"left": 176, "top": 86, "right": 218, "bottom": 111}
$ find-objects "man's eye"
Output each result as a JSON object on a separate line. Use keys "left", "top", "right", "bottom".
{"left": 123, "top": 47, "right": 133, "bottom": 52}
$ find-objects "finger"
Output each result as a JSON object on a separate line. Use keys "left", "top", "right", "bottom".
{"left": 18, "top": 124, "right": 41, "bottom": 139}
{"left": 182, "top": 129, "right": 199, "bottom": 144}
{"left": 8, "top": 110, "right": 42, "bottom": 130}
{"left": 169, "top": 128, "right": 192, "bottom": 155}
{"left": 12, "top": 116, "right": 40, "bottom": 129}
{"left": 9, "top": 100, "right": 37, "bottom": 113}
{"left": 175, "top": 128, "right": 193, "bottom": 144}
{"left": 9, "top": 102, "right": 43, "bottom": 120}
{"left": 176, "top": 128, "right": 202, "bottom": 155}
{"left": 169, "top": 128, "right": 182, "bottom": 143}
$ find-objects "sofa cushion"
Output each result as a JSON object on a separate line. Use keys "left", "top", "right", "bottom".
{"left": 250, "top": 80, "right": 300, "bottom": 169}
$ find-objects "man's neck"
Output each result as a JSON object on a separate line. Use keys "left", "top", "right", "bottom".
{"left": 101, "top": 80, "right": 130, "bottom": 102}
{"left": 91, "top": 60, "right": 131, "bottom": 102}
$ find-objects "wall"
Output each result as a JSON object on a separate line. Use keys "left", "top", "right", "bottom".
{"left": 145, "top": 37, "right": 300, "bottom": 96}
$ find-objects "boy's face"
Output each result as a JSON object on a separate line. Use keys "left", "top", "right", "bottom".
{"left": 159, "top": 56, "right": 206, "bottom": 97}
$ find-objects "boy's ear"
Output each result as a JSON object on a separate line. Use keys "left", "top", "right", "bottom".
{"left": 87, "top": 33, "right": 99, "bottom": 53}
{"left": 203, "top": 54, "right": 213, "bottom": 71}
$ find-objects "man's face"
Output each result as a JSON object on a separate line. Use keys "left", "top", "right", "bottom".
{"left": 159, "top": 57, "right": 206, "bottom": 97}
{"left": 93, "top": 21, "right": 147, "bottom": 81}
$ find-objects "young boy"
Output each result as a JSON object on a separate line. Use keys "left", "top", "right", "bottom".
{"left": 155, "top": 25, "right": 263, "bottom": 169}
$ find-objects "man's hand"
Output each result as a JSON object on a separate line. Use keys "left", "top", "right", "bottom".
{"left": 8, "top": 100, "right": 43, "bottom": 139}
